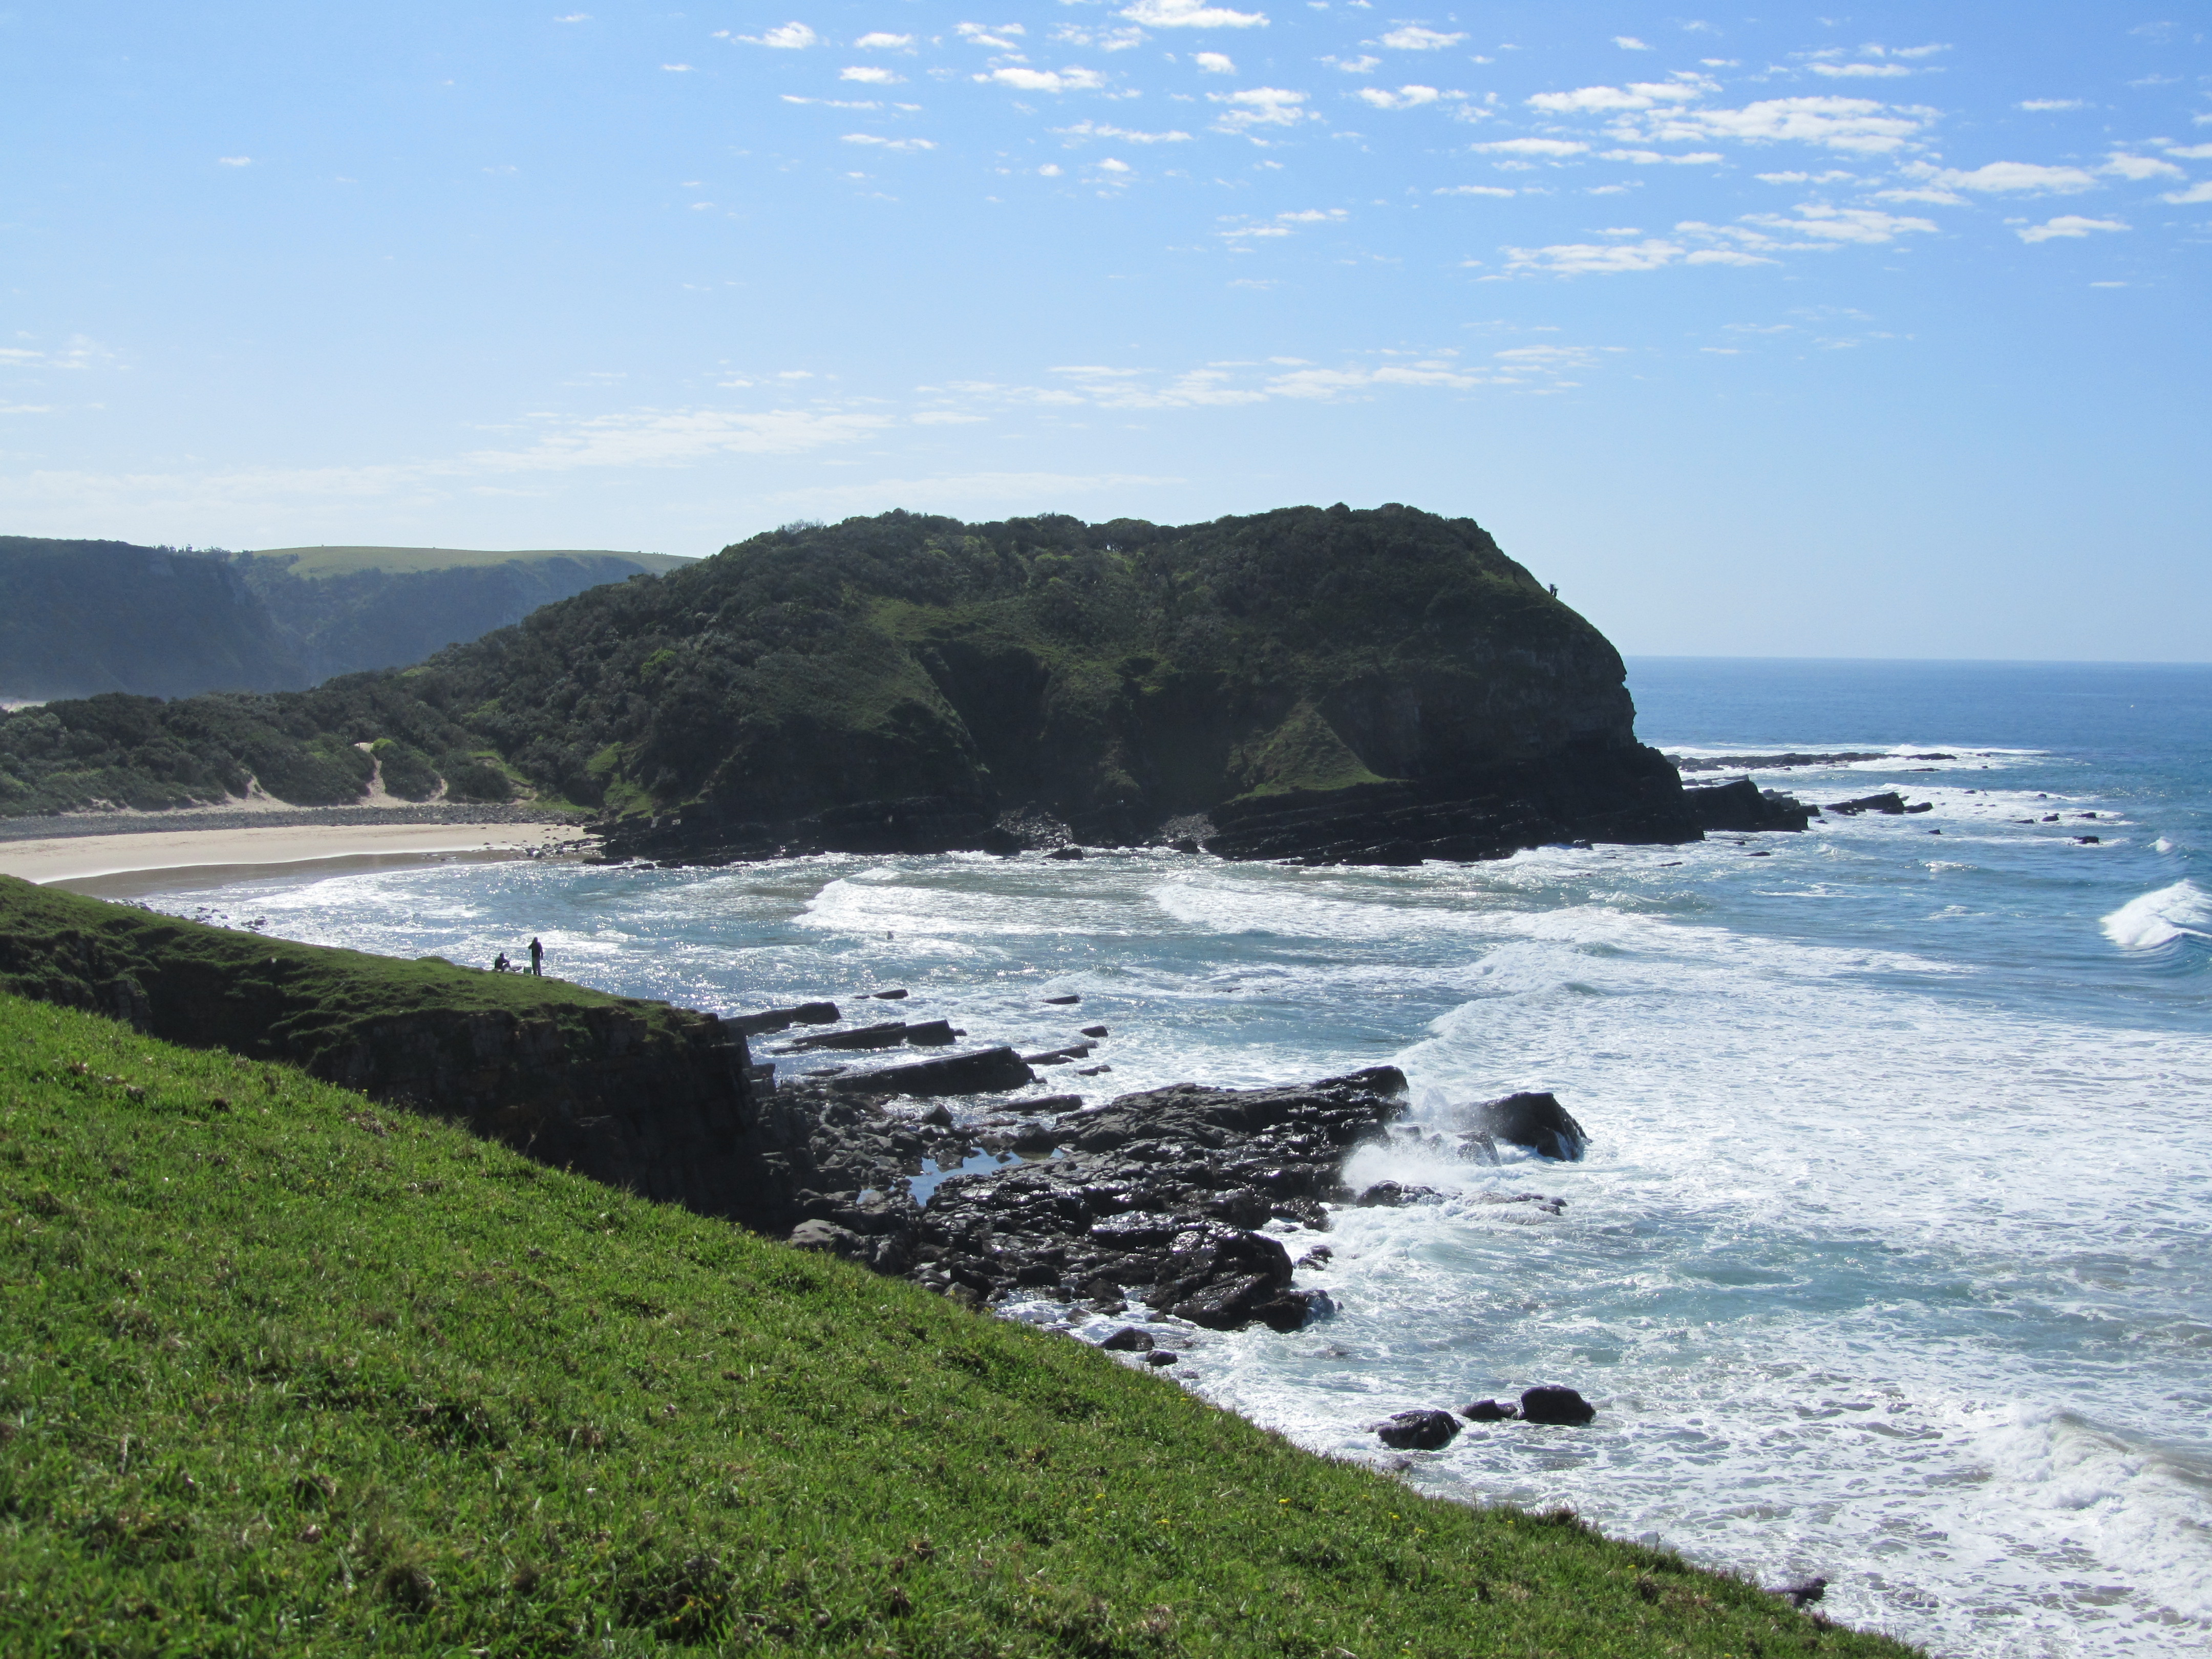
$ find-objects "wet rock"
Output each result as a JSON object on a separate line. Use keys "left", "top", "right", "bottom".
{"left": 1458, "top": 1398, "right": 1520, "bottom": 1422}
{"left": 1903, "top": 802, "right": 1933, "bottom": 815}
{"left": 1684, "top": 776, "right": 1813, "bottom": 833}
{"left": 1143, "top": 1350, "right": 1179, "bottom": 1367}
{"left": 1519, "top": 1385, "right": 1597, "bottom": 1426}
{"left": 1081, "top": 1025, "right": 1109, "bottom": 1038}
{"left": 1099, "top": 1326, "right": 1155, "bottom": 1353}
{"left": 872, "top": 988, "right": 909, "bottom": 999}
{"left": 1047, "top": 846, "right": 1088, "bottom": 861}
{"left": 784, "top": 1020, "right": 911, "bottom": 1052}
{"left": 1824, "top": 792, "right": 1907, "bottom": 816}
{"left": 1354, "top": 1180, "right": 1444, "bottom": 1207}
{"left": 831, "top": 1047, "right": 1035, "bottom": 1097}
{"left": 729, "top": 1001, "right": 841, "bottom": 1037}
{"left": 1773, "top": 1577, "right": 1828, "bottom": 1609}
{"left": 1469, "top": 1092, "right": 1588, "bottom": 1161}
{"left": 902, "top": 1019, "right": 957, "bottom": 1046}
{"left": 1375, "top": 1410, "right": 1462, "bottom": 1451}
{"left": 1043, "top": 993, "right": 1082, "bottom": 1005}
{"left": 1296, "top": 1244, "right": 1333, "bottom": 1269}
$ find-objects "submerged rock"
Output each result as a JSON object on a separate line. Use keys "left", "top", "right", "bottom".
{"left": 1458, "top": 1398, "right": 1521, "bottom": 1422}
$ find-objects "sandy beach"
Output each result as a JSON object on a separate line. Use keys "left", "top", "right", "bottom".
{"left": 0, "top": 821, "right": 593, "bottom": 897}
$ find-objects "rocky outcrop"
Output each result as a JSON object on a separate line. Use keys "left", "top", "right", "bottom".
{"left": 1683, "top": 777, "right": 1815, "bottom": 833}
{"left": 900, "top": 1067, "right": 1411, "bottom": 1328}
{"left": 1466, "top": 1092, "right": 1589, "bottom": 1162}
{"left": 1375, "top": 1410, "right": 1462, "bottom": 1450}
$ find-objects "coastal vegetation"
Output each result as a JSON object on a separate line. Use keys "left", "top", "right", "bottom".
{"left": 0, "top": 989, "right": 1915, "bottom": 1656}
{"left": 1, "top": 507, "right": 1641, "bottom": 843}
{"left": 0, "top": 536, "right": 684, "bottom": 706}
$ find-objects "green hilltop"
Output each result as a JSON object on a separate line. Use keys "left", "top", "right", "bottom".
{"left": 251, "top": 546, "right": 694, "bottom": 580}
{"left": 0, "top": 989, "right": 1912, "bottom": 1656}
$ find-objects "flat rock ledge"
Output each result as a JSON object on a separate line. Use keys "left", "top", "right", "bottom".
{"left": 785, "top": 1066, "right": 1412, "bottom": 1332}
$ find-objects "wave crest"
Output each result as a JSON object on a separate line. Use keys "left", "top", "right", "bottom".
{"left": 2100, "top": 879, "right": 2212, "bottom": 952}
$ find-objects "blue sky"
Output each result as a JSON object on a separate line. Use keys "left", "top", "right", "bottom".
{"left": 2, "top": 3, "right": 2206, "bottom": 658}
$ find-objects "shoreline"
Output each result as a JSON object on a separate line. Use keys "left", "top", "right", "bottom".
{"left": 0, "top": 820, "right": 595, "bottom": 897}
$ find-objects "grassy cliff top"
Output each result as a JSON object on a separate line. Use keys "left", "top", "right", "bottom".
{"left": 0, "top": 991, "right": 1912, "bottom": 1656}
{"left": 251, "top": 547, "right": 696, "bottom": 580}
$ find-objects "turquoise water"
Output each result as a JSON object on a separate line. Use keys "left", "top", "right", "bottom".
{"left": 148, "top": 660, "right": 2212, "bottom": 1658}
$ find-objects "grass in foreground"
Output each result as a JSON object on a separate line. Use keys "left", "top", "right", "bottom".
{"left": 0, "top": 994, "right": 1919, "bottom": 1657}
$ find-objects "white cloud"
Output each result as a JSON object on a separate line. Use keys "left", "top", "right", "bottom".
{"left": 1810, "top": 61, "right": 1911, "bottom": 78}
{"left": 1276, "top": 207, "right": 1346, "bottom": 221}
{"left": 738, "top": 21, "right": 818, "bottom": 48}
{"left": 782, "top": 95, "right": 881, "bottom": 108}
{"left": 841, "top": 133, "right": 937, "bottom": 150}
{"left": 1739, "top": 203, "right": 1938, "bottom": 244}
{"left": 1195, "top": 51, "right": 1237, "bottom": 72}
{"left": 1097, "top": 157, "right": 1132, "bottom": 173}
{"left": 661, "top": 62, "right": 693, "bottom": 71}
{"left": 1435, "top": 184, "right": 1515, "bottom": 196}
{"left": 1600, "top": 148, "right": 1726, "bottom": 164}
{"left": 1473, "top": 138, "right": 1589, "bottom": 157}
{"left": 1507, "top": 239, "right": 1687, "bottom": 274}
{"left": 1890, "top": 44, "right": 1949, "bottom": 58}
{"left": 1209, "top": 86, "right": 1313, "bottom": 130}
{"left": 1756, "top": 169, "right": 1856, "bottom": 183}
{"left": 555, "top": 12, "right": 590, "bottom": 21}
{"left": 1901, "top": 160, "right": 2099, "bottom": 194}
{"left": 953, "top": 22, "right": 1026, "bottom": 48}
{"left": 1326, "top": 54, "right": 1381, "bottom": 72}
{"left": 1055, "top": 23, "right": 1147, "bottom": 50}
{"left": 855, "top": 31, "right": 912, "bottom": 49}
{"left": 978, "top": 66, "right": 1105, "bottom": 93}
{"left": 2102, "top": 152, "right": 2183, "bottom": 181}
{"left": 1121, "top": 0, "right": 1270, "bottom": 28}
{"left": 1615, "top": 36, "right": 1652, "bottom": 51}
{"left": 2162, "top": 180, "right": 2212, "bottom": 204}
{"left": 1527, "top": 80, "right": 1707, "bottom": 114}
{"left": 2017, "top": 215, "right": 2126, "bottom": 243}
{"left": 842, "top": 65, "right": 903, "bottom": 83}
{"left": 1054, "top": 120, "right": 1193, "bottom": 142}
{"left": 1357, "top": 84, "right": 1440, "bottom": 111}
{"left": 1038, "top": 162, "right": 1064, "bottom": 176}
{"left": 1377, "top": 26, "right": 1465, "bottom": 50}
{"left": 912, "top": 412, "right": 988, "bottom": 424}
{"left": 218, "top": 155, "right": 252, "bottom": 166}
{"left": 1623, "top": 96, "right": 1929, "bottom": 153}
{"left": 484, "top": 408, "right": 891, "bottom": 469}
{"left": 2162, "top": 143, "right": 2212, "bottom": 159}
{"left": 2017, "top": 98, "right": 2083, "bottom": 111}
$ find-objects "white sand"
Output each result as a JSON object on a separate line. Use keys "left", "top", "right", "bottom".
{"left": 0, "top": 822, "right": 592, "bottom": 894}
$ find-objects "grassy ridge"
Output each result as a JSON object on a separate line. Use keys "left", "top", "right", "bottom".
{"left": 0, "top": 993, "right": 1914, "bottom": 1656}
{"left": 252, "top": 548, "right": 693, "bottom": 580}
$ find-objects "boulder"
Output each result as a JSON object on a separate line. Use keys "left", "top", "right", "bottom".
{"left": 1470, "top": 1092, "right": 1588, "bottom": 1161}
{"left": 1684, "top": 776, "right": 1813, "bottom": 833}
{"left": 1519, "top": 1386, "right": 1596, "bottom": 1426}
{"left": 1354, "top": 1180, "right": 1444, "bottom": 1207}
{"left": 1375, "top": 1410, "right": 1462, "bottom": 1451}
{"left": 1099, "top": 1326, "right": 1155, "bottom": 1353}
{"left": 1824, "top": 792, "right": 1906, "bottom": 816}
{"left": 1143, "top": 1350, "right": 1179, "bottom": 1367}
{"left": 787, "top": 1219, "right": 869, "bottom": 1261}
{"left": 784, "top": 1020, "right": 910, "bottom": 1052}
{"left": 1081, "top": 1025, "right": 1109, "bottom": 1038}
{"left": 902, "top": 1019, "right": 957, "bottom": 1046}
{"left": 1458, "top": 1398, "right": 1520, "bottom": 1422}
{"left": 729, "top": 1001, "right": 841, "bottom": 1037}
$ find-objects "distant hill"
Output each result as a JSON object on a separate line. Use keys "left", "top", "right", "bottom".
{"left": 0, "top": 538, "right": 307, "bottom": 703}
{"left": 0, "top": 507, "right": 1687, "bottom": 855}
{"left": 234, "top": 546, "right": 694, "bottom": 682}
{"left": 0, "top": 538, "right": 692, "bottom": 703}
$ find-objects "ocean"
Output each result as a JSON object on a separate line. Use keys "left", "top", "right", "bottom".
{"left": 136, "top": 658, "right": 2212, "bottom": 1658}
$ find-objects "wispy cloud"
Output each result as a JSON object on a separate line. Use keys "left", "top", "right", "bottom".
{"left": 2017, "top": 98, "right": 2083, "bottom": 111}
{"left": 842, "top": 133, "right": 937, "bottom": 151}
{"left": 1621, "top": 95, "right": 1931, "bottom": 153}
{"left": 1054, "top": 120, "right": 1194, "bottom": 143}
{"left": 1357, "top": 84, "right": 1442, "bottom": 111}
{"left": 1377, "top": 26, "right": 1465, "bottom": 50}
{"left": 977, "top": 65, "right": 1106, "bottom": 93}
{"left": 1121, "top": 0, "right": 1270, "bottom": 28}
{"left": 1209, "top": 86, "right": 1313, "bottom": 133}
{"left": 2017, "top": 215, "right": 2126, "bottom": 243}
{"left": 1194, "top": 51, "right": 1236, "bottom": 73}
{"left": 1528, "top": 80, "right": 1709, "bottom": 114}
{"left": 842, "top": 66, "right": 904, "bottom": 84}
{"left": 855, "top": 31, "right": 912, "bottom": 49}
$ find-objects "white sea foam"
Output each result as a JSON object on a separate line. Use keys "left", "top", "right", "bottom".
{"left": 2101, "top": 880, "right": 2212, "bottom": 951}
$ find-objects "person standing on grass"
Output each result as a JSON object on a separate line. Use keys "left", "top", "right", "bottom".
{"left": 528, "top": 937, "right": 543, "bottom": 976}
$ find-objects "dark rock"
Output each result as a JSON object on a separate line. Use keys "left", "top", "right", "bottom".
{"left": 1043, "top": 993, "right": 1082, "bottom": 1005}
{"left": 729, "top": 1001, "right": 841, "bottom": 1037}
{"left": 1458, "top": 1398, "right": 1520, "bottom": 1422}
{"left": 1354, "top": 1180, "right": 1444, "bottom": 1207}
{"left": 1047, "top": 846, "right": 1088, "bottom": 861}
{"left": 1684, "top": 776, "right": 1813, "bottom": 833}
{"left": 1075, "top": 1065, "right": 1112, "bottom": 1076}
{"left": 1903, "top": 801, "right": 1933, "bottom": 815}
{"left": 1081, "top": 1025, "right": 1109, "bottom": 1038}
{"left": 1825, "top": 792, "right": 1907, "bottom": 816}
{"left": 1296, "top": 1245, "right": 1333, "bottom": 1268}
{"left": 1375, "top": 1410, "right": 1461, "bottom": 1451}
{"left": 1009, "top": 1122, "right": 1063, "bottom": 1154}
{"left": 830, "top": 1047, "right": 1035, "bottom": 1097}
{"left": 902, "top": 1019, "right": 956, "bottom": 1046}
{"left": 1099, "top": 1326, "right": 1155, "bottom": 1352}
{"left": 1143, "top": 1350, "right": 1178, "bottom": 1367}
{"left": 784, "top": 1020, "right": 911, "bottom": 1052}
{"left": 1469, "top": 1092, "right": 1588, "bottom": 1161}
{"left": 919, "top": 1102, "right": 955, "bottom": 1128}
{"left": 788, "top": 1219, "right": 870, "bottom": 1261}
{"left": 1172, "top": 838, "right": 1201, "bottom": 854}
{"left": 1773, "top": 1578, "right": 1828, "bottom": 1609}
{"left": 872, "top": 987, "right": 909, "bottom": 999}
{"left": 1519, "top": 1386, "right": 1596, "bottom": 1426}
{"left": 1670, "top": 751, "right": 1885, "bottom": 774}
{"left": 2077, "top": 835, "right": 2101, "bottom": 844}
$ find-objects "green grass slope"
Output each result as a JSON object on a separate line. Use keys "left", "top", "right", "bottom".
{"left": 254, "top": 548, "right": 694, "bottom": 580}
{"left": 0, "top": 993, "right": 1913, "bottom": 1657}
